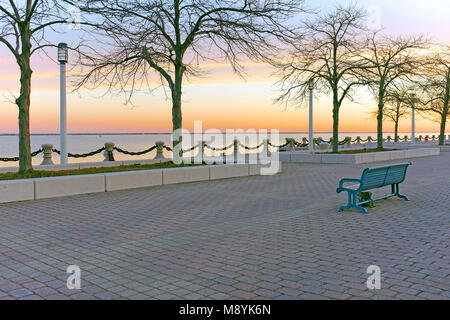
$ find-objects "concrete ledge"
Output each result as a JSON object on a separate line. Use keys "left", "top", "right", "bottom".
{"left": 210, "top": 164, "right": 249, "bottom": 180}
{"left": 358, "top": 152, "right": 391, "bottom": 164}
{"left": 249, "top": 162, "right": 282, "bottom": 176}
{"left": 278, "top": 153, "right": 291, "bottom": 163}
{"left": 105, "top": 170, "right": 163, "bottom": 191}
{"left": 281, "top": 148, "right": 440, "bottom": 164}
{"left": 0, "top": 179, "right": 34, "bottom": 204}
{"left": 322, "top": 154, "right": 357, "bottom": 164}
{"left": 0, "top": 163, "right": 280, "bottom": 204}
{"left": 290, "top": 153, "right": 322, "bottom": 164}
{"left": 37, "top": 164, "right": 80, "bottom": 171}
{"left": 163, "top": 166, "right": 210, "bottom": 185}
{"left": 79, "top": 161, "right": 121, "bottom": 169}
{"left": 120, "top": 159, "right": 164, "bottom": 166}
{"left": 34, "top": 174, "right": 106, "bottom": 200}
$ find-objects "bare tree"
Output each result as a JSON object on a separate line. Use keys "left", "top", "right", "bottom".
{"left": 274, "top": 3, "right": 372, "bottom": 153}
{"left": 415, "top": 48, "right": 450, "bottom": 145}
{"left": 362, "top": 33, "right": 427, "bottom": 149}
{"left": 0, "top": 0, "right": 72, "bottom": 172}
{"left": 369, "top": 84, "right": 411, "bottom": 142}
{"left": 66, "top": 0, "right": 306, "bottom": 156}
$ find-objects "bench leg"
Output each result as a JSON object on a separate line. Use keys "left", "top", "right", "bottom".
{"left": 393, "top": 184, "right": 409, "bottom": 201}
{"left": 339, "top": 191, "right": 368, "bottom": 214}
{"left": 338, "top": 191, "right": 353, "bottom": 212}
{"left": 352, "top": 192, "right": 368, "bottom": 214}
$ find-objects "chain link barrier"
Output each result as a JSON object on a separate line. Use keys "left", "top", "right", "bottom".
{"left": 3, "top": 134, "right": 449, "bottom": 162}
{"left": 52, "top": 147, "right": 106, "bottom": 159}
{"left": 114, "top": 145, "right": 157, "bottom": 156}
{"left": 0, "top": 149, "right": 43, "bottom": 162}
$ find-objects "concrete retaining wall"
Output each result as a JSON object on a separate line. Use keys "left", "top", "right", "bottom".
{"left": 163, "top": 166, "right": 210, "bottom": 185}
{"left": 281, "top": 148, "right": 440, "bottom": 164}
{"left": 105, "top": 170, "right": 163, "bottom": 192}
{"left": 0, "top": 163, "right": 279, "bottom": 204}
{"left": 0, "top": 180, "right": 34, "bottom": 203}
{"left": 0, "top": 159, "right": 167, "bottom": 174}
{"left": 34, "top": 174, "right": 106, "bottom": 200}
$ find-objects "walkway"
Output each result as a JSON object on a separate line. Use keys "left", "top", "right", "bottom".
{"left": 0, "top": 153, "right": 449, "bottom": 299}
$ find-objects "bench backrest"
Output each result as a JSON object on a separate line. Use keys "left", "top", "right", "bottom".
{"left": 360, "top": 162, "right": 411, "bottom": 191}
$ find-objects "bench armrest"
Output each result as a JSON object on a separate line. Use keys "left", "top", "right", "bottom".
{"left": 337, "top": 178, "right": 361, "bottom": 193}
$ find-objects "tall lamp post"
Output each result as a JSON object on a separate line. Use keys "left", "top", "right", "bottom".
{"left": 58, "top": 43, "right": 68, "bottom": 164}
{"left": 411, "top": 93, "right": 416, "bottom": 146}
{"left": 308, "top": 79, "right": 314, "bottom": 152}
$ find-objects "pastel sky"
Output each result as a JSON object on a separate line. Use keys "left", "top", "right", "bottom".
{"left": 0, "top": 0, "right": 449, "bottom": 133}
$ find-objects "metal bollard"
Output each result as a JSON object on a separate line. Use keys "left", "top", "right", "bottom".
{"left": 41, "top": 144, "right": 54, "bottom": 165}
{"left": 233, "top": 139, "right": 239, "bottom": 164}
{"left": 285, "top": 138, "right": 295, "bottom": 151}
{"left": 104, "top": 142, "right": 115, "bottom": 162}
{"left": 302, "top": 137, "right": 308, "bottom": 148}
{"left": 200, "top": 141, "right": 206, "bottom": 163}
{"left": 262, "top": 139, "right": 270, "bottom": 158}
{"left": 344, "top": 137, "right": 351, "bottom": 148}
{"left": 154, "top": 141, "right": 165, "bottom": 160}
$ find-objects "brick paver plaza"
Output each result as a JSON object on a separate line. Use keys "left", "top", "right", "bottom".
{"left": 0, "top": 152, "right": 449, "bottom": 300}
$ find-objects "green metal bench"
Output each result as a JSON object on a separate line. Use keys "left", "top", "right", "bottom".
{"left": 336, "top": 162, "right": 412, "bottom": 214}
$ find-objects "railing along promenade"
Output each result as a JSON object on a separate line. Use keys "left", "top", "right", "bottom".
{"left": 1, "top": 134, "right": 449, "bottom": 165}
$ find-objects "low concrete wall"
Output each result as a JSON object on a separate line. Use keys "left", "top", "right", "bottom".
{"left": 34, "top": 174, "right": 106, "bottom": 200}
{"left": 0, "top": 179, "right": 34, "bottom": 203}
{"left": 163, "top": 166, "right": 210, "bottom": 185}
{"left": 280, "top": 148, "right": 440, "bottom": 164}
{"left": 0, "top": 163, "right": 278, "bottom": 204}
{"left": 210, "top": 164, "right": 249, "bottom": 180}
{"left": 248, "top": 162, "right": 282, "bottom": 176}
{"left": 105, "top": 170, "right": 163, "bottom": 192}
{"left": 0, "top": 159, "right": 167, "bottom": 174}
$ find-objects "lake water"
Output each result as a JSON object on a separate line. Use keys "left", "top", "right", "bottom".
{"left": 0, "top": 132, "right": 445, "bottom": 167}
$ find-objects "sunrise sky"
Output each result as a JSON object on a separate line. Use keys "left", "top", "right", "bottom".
{"left": 0, "top": 0, "right": 449, "bottom": 134}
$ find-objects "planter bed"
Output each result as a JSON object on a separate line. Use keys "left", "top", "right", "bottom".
{"left": 0, "top": 162, "right": 281, "bottom": 204}
{"left": 279, "top": 148, "right": 440, "bottom": 164}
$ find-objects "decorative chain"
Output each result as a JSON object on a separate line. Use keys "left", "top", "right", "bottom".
{"left": 239, "top": 142, "right": 265, "bottom": 150}
{"left": 0, "top": 149, "right": 43, "bottom": 162}
{"left": 114, "top": 145, "right": 157, "bottom": 156}
{"left": 52, "top": 147, "right": 106, "bottom": 158}
{"left": 204, "top": 143, "right": 234, "bottom": 152}
{"left": 267, "top": 141, "right": 290, "bottom": 149}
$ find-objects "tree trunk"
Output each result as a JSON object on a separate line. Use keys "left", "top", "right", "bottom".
{"left": 394, "top": 102, "right": 400, "bottom": 142}
{"left": 376, "top": 92, "right": 384, "bottom": 149}
{"left": 332, "top": 99, "right": 340, "bottom": 153}
{"left": 171, "top": 65, "right": 183, "bottom": 163}
{"left": 440, "top": 77, "right": 450, "bottom": 146}
{"left": 394, "top": 120, "right": 399, "bottom": 143}
{"left": 16, "top": 63, "right": 33, "bottom": 172}
{"left": 439, "top": 112, "right": 447, "bottom": 146}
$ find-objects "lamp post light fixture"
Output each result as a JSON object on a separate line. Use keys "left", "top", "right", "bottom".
{"left": 58, "top": 43, "right": 68, "bottom": 164}
{"left": 411, "top": 93, "right": 417, "bottom": 146}
{"left": 308, "top": 79, "right": 314, "bottom": 152}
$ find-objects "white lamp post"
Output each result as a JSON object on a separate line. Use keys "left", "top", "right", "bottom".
{"left": 58, "top": 43, "right": 68, "bottom": 164}
{"left": 308, "top": 79, "right": 314, "bottom": 152}
{"left": 411, "top": 93, "right": 416, "bottom": 146}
